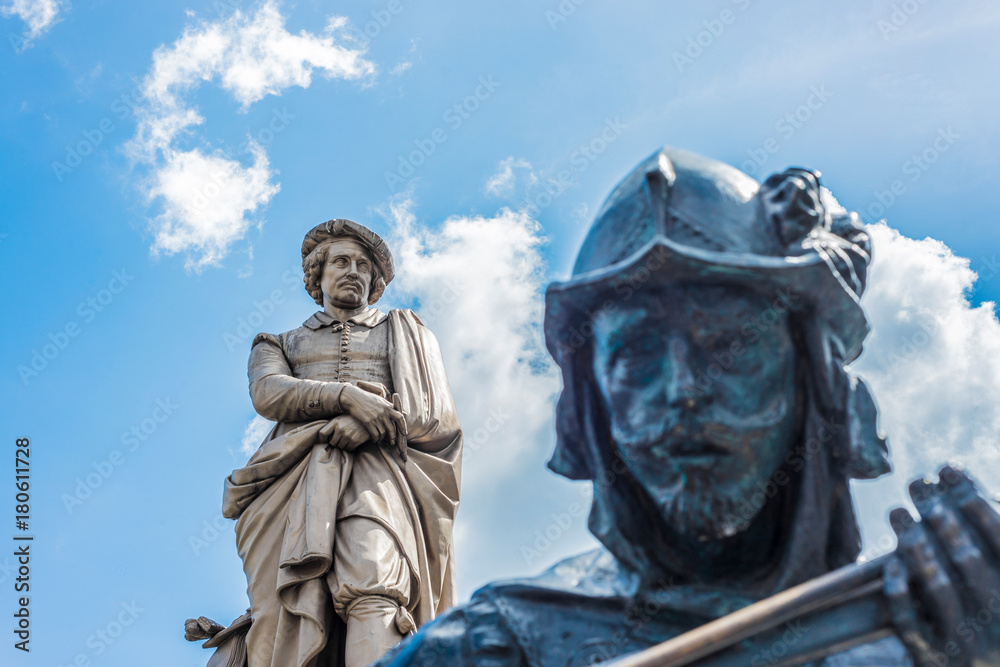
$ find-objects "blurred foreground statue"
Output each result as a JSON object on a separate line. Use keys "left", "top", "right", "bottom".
{"left": 372, "top": 148, "right": 1000, "bottom": 667}
{"left": 186, "top": 219, "right": 463, "bottom": 667}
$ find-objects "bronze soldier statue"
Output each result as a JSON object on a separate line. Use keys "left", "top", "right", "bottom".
{"left": 372, "top": 147, "right": 1000, "bottom": 666}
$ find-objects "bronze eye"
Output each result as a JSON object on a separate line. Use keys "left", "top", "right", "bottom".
{"left": 609, "top": 336, "right": 659, "bottom": 368}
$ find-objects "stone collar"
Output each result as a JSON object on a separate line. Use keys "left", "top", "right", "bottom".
{"left": 302, "top": 308, "right": 387, "bottom": 330}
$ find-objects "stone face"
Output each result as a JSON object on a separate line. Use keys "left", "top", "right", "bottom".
{"left": 187, "top": 219, "right": 463, "bottom": 667}
{"left": 369, "top": 148, "right": 1000, "bottom": 667}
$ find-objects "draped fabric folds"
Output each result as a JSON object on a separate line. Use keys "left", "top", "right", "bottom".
{"left": 223, "top": 309, "right": 462, "bottom": 667}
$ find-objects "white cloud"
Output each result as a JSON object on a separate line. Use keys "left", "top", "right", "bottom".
{"left": 236, "top": 195, "right": 568, "bottom": 592}
{"left": 380, "top": 194, "right": 1000, "bottom": 584}
{"left": 850, "top": 222, "right": 1000, "bottom": 552}
{"left": 234, "top": 196, "right": 560, "bottom": 486}
{"left": 2, "top": 0, "right": 62, "bottom": 48}
{"left": 241, "top": 415, "right": 274, "bottom": 456}
{"left": 484, "top": 156, "right": 535, "bottom": 198}
{"left": 383, "top": 196, "right": 560, "bottom": 490}
{"left": 128, "top": 0, "right": 374, "bottom": 270}
{"left": 146, "top": 144, "right": 280, "bottom": 269}
{"left": 232, "top": 189, "right": 1000, "bottom": 590}
{"left": 380, "top": 196, "right": 579, "bottom": 591}
{"left": 389, "top": 61, "right": 412, "bottom": 76}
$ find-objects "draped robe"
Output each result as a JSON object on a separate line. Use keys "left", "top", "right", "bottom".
{"left": 222, "top": 308, "right": 462, "bottom": 667}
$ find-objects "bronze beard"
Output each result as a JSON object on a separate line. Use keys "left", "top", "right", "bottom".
{"left": 560, "top": 315, "right": 862, "bottom": 590}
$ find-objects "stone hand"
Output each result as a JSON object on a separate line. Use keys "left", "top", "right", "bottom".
{"left": 320, "top": 415, "right": 370, "bottom": 451}
{"left": 183, "top": 616, "right": 225, "bottom": 642}
{"left": 884, "top": 466, "right": 1000, "bottom": 666}
{"left": 340, "top": 383, "right": 407, "bottom": 445}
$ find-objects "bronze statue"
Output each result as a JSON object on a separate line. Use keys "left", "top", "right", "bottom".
{"left": 371, "top": 148, "right": 1000, "bottom": 666}
{"left": 186, "top": 220, "right": 463, "bottom": 667}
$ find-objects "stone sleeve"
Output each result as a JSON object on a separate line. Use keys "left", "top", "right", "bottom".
{"left": 248, "top": 333, "right": 349, "bottom": 423}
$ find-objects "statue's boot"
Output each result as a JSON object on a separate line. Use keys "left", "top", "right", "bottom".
{"left": 343, "top": 595, "right": 414, "bottom": 667}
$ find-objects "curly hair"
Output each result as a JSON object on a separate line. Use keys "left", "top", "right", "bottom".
{"left": 302, "top": 239, "right": 386, "bottom": 306}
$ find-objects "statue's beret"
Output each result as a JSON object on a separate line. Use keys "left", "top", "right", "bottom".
{"left": 301, "top": 219, "right": 395, "bottom": 304}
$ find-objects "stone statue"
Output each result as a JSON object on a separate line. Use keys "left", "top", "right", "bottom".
{"left": 185, "top": 219, "right": 463, "bottom": 667}
{"left": 369, "top": 148, "right": 1000, "bottom": 666}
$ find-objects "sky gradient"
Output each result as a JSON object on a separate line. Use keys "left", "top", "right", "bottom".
{"left": 3, "top": 1, "right": 1000, "bottom": 665}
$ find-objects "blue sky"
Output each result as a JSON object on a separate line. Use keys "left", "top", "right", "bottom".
{"left": 3, "top": 1, "right": 1000, "bottom": 665}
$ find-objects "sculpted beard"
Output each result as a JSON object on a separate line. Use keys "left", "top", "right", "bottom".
{"left": 629, "top": 396, "right": 792, "bottom": 541}
{"left": 655, "top": 472, "right": 761, "bottom": 540}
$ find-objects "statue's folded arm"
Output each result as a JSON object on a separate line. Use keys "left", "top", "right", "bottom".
{"left": 248, "top": 333, "right": 349, "bottom": 423}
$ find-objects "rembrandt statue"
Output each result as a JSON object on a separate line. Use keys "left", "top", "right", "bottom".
{"left": 186, "top": 220, "right": 463, "bottom": 667}
{"left": 371, "top": 148, "right": 1000, "bottom": 666}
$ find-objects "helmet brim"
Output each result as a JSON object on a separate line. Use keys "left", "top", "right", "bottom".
{"left": 544, "top": 235, "right": 869, "bottom": 364}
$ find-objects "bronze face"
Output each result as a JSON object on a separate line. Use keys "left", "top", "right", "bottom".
{"left": 591, "top": 284, "right": 800, "bottom": 540}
